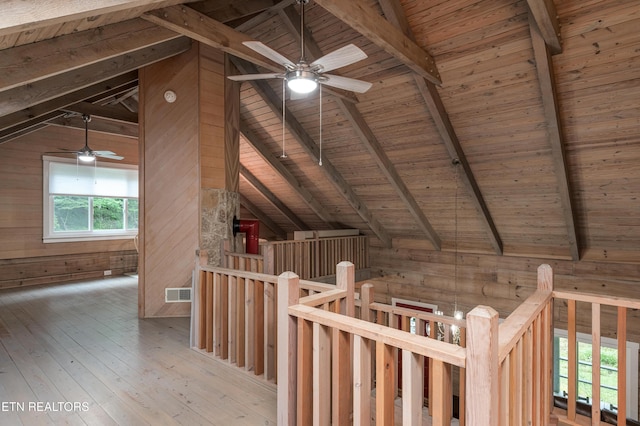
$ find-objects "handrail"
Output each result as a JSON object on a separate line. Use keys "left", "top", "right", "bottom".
{"left": 290, "top": 303, "right": 467, "bottom": 367}
{"left": 498, "top": 289, "right": 552, "bottom": 363}
{"left": 370, "top": 302, "right": 467, "bottom": 329}
{"left": 553, "top": 289, "right": 640, "bottom": 309}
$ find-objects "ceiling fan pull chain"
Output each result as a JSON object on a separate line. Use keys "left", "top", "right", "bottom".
{"left": 281, "top": 80, "right": 287, "bottom": 158}
{"left": 319, "top": 86, "right": 322, "bottom": 166}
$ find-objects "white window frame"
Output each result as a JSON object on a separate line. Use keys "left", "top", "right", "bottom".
{"left": 554, "top": 328, "right": 639, "bottom": 420}
{"left": 43, "top": 156, "right": 139, "bottom": 243}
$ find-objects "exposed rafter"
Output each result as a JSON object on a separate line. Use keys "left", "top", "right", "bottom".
{"left": 240, "top": 163, "right": 309, "bottom": 231}
{"left": 279, "top": 6, "right": 441, "bottom": 249}
{"left": 526, "top": 0, "right": 562, "bottom": 54}
{"left": 0, "top": 0, "right": 197, "bottom": 37}
{"left": 0, "top": 37, "right": 190, "bottom": 117}
{"left": 239, "top": 194, "right": 287, "bottom": 239}
{"left": 314, "top": 0, "right": 441, "bottom": 85}
{"left": 144, "top": 5, "right": 356, "bottom": 103}
{"left": 233, "top": 58, "right": 392, "bottom": 247}
{"left": 378, "top": 0, "right": 503, "bottom": 255}
{"left": 0, "top": 19, "right": 179, "bottom": 93}
{"left": 240, "top": 123, "right": 341, "bottom": 228}
{"left": 62, "top": 102, "right": 138, "bottom": 124}
{"left": 47, "top": 116, "right": 138, "bottom": 138}
{"left": 0, "top": 73, "right": 138, "bottom": 144}
{"left": 530, "top": 16, "right": 579, "bottom": 260}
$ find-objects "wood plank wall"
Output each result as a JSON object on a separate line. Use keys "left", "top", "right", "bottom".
{"left": 0, "top": 125, "right": 138, "bottom": 289}
{"left": 369, "top": 241, "right": 640, "bottom": 344}
{"left": 139, "top": 43, "right": 200, "bottom": 318}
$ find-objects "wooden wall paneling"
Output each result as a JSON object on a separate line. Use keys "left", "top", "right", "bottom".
{"left": 139, "top": 43, "right": 199, "bottom": 318}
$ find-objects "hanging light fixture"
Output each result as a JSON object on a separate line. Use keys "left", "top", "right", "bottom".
{"left": 452, "top": 158, "right": 464, "bottom": 339}
{"left": 77, "top": 115, "right": 96, "bottom": 162}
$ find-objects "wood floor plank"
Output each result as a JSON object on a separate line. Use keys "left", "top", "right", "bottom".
{"left": 0, "top": 276, "right": 277, "bottom": 425}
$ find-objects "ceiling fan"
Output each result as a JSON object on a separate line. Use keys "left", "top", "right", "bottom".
{"left": 46, "top": 114, "right": 123, "bottom": 162}
{"left": 228, "top": 0, "right": 372, "bottom": 95}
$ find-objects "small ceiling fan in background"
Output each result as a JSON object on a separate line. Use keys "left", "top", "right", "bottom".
{"left": 45, "top": 114, "right": 123, "bottom": 162}
{"left": 228, "top": 0, "right": 372, "bottom": 95}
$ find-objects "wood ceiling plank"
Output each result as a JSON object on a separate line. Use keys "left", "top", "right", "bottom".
{"left": 0, "top": 37, "right": 190, "bottom": 117}
{"left": 314, "top": 0, "right": 441, "bottom": 85}
{"left": 526, "top": 0, "right": 562, "bottom": 54}
{"left": 379, "top": 0, "right": 503, "bottom": 255}
{"left": 529, "top": 16, "right": 579, "bottom": 260}
{"left": 0, "top": 0, "right": 196, "bottom": 37}
{"left": 278, "top": 6, "right": 440, "bottom": 248}
{"left": 240, "top": 123, "right": 340, "bottom": 228}
{"left": 233, "top": 58, "right": 392, "bottom": 247}
{"left": 240, "top": 163, "right": 309, "bottom": 230}
{"left": 0, "top": 19, "right": 177, "bottom": 92}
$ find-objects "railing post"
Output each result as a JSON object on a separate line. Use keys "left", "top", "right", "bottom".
{"left": 277, "top": 271, "right": 300, "bottom": 426}
{"left": 336, "top": 261, "right": 355, "bottom": 317}
{"left": 465, "top": 305, "right": 499, "bottom": 425}
{"left": 537, "top": 264, "right": 556, "bottom": 424}
{"left": 263, "top": 242, "right": 275, "bottom": 275}
{"left": 360, "top": 283, "right": 374, "bottom": 322}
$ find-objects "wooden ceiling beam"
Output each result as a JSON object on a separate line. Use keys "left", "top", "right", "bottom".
{"left": 530, "top": 17, "right": 579, "bottom": 260}
{"left": 379, "top": 0, "right": 503, "bottom": 255}
{"left": 280, "top": 5, "right": 440, "bottom": 249}
{"left": 0, "top": 37, "right": 190, "bottom": 117}
{"left": 47, "top": 116, "right": 138, "bottom": 138}
{"left": 526, "top": 0, "right": 562, "bottom": 54}
{"left": 145, "top": 5, "right": 354, "bottom": 102}
{"left": 62, "top": 102, "right": 138, "bottom": 124}
{"left": 240, "top": 163, "right": 310, "bottom": 231}
{"left": 0, "top": 73, "right": 138, "bottom": 144}
{"left": 0, "top": 19, "right": 179, "bottom": 93}
{"left": 0, "top": 0, "right": 197, "bottom": 37}
{"left": 239, "top": 194, "right": 287, "bottom": 239}
{"left": 314, "top": 0, "right": 441, "bottom": 85}
{"left": 143, "top": 5, "right": 281, "bottom": 72}
{"left": 240, "top": 123, "right": 341, "bottom": 228}
{"left": 232, "top": 58, "right": 392, "bottom": 247}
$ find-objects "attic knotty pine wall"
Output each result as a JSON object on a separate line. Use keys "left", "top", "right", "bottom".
{"left": 369, "top": 240, "right": 640, "bottom": 344}
{"left": 0, "top": 126, "right": 138, "bottom": 289}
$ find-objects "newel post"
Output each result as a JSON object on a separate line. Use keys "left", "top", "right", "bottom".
{"left": 538, "top": 263, "right": 556, "bottom": 423}
{"left": 465, "top": 305, "right": 499, "bottom": 425}
{"left": 360, "top": 283, "right": 374, "bottom": 322}
{"left": 336, "top": 261, "right": 355, "bottom": 317}
{"left": 277, "top": 271, "right": 300, "bottom": 426}
{"left": 263, "top": 242, "right": 275, "bottom": 275}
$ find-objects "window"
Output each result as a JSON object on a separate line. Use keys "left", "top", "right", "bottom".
{"left": 554, "top": 328, "right": 639, "bottom": 420}
{"left": 43, "top": 156, "right": 138, "bottom": 242}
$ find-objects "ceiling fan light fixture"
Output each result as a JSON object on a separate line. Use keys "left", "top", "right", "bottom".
{"left": 78, "top": 152, "right": 96, "bottom": 162}
{"left": 287, "top": 70, "right": 318, "bottom": 94}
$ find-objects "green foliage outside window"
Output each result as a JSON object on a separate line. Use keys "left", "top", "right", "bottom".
{"left": 53, "top": 196, "right": 89, "bottom": 231}
{"left": 52, "top": 195, "right": 138, "bottom": 233}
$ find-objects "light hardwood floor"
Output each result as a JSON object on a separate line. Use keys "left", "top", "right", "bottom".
{"left": 0, "top": 276, "right": 276, "bottom": 425}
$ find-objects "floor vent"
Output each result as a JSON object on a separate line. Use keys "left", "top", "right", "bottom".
{"left": 165, "top": 288, "right": 192, "bottom": 302}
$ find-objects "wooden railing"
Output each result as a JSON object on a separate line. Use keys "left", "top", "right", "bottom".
{"left": 192, "top": 260, "right": 638, "bottom": 425}
{"left": 224, "top": 235, "right": 369, "bottom": 279}
{"left": 191, "top": 264, "right": 334, "bottom": 384}
{"left": 552, "top": 289, "right": 640, "bottom": 425}
{"left": 496, "top": 264, "right": 554, "bottom": 426}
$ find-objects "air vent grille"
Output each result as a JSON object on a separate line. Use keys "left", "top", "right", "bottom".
{"left": 165, "top": 288, "right": 192, "bottom": 302}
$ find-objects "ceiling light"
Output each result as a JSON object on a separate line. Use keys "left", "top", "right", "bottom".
{"left": 287, "top": 70, "right": 318, "bottom": 94}
{"left": 78, "top": 152, "right": 95, "bottom": 162}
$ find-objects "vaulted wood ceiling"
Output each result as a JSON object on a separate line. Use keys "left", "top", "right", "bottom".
{"left": 1, "top": 0, "right": 638, "bottom": 263}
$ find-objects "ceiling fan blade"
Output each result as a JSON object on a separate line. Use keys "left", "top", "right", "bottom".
{"left": 321, "top": 75, "right": 372, "bottom": 93}
{"left": 311, "top": 44, "right": 368, "bottom": 73}
{"left": 243, "top": 41, "right": 295, "bottom": 68}
{"left": 95, "top": 152, "right": 124, "bottom": 160}
{"left": 228, "top": 73, "right": 283, "bottom": 81}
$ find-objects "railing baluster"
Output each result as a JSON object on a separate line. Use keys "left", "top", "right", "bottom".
{"left": 353, "top": 334, "right": 371, "bottom": 426}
